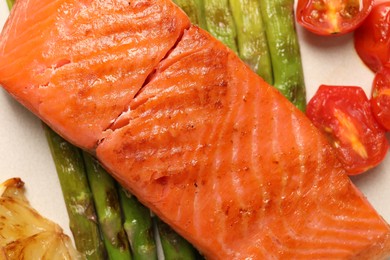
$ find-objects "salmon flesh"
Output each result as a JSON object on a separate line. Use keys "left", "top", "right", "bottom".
{"left": 0, "top": 0, "right": 390, "bottom": 258}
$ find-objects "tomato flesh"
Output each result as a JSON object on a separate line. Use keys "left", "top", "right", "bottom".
{"left": 354, "top": 0, "right": 390, "bottom": 72}
{"left": 297, "top": 0, "right": 373, "bottom": 36}
{"left": 306, "top": 85, "right": 389, "bottom": 175}
{"left": 372, "top": 63, "right": 390, "bottom": 130}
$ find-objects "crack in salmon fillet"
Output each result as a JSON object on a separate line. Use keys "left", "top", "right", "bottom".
{"left": 1, "top": 0, "right": 390, "bottom": 259}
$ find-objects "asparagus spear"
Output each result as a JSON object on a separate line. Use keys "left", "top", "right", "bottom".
{"left": 82, "top": 152, "right": 132, "bottom": 260}
{"left": 229, "top": 0, "right": 273, "bottom": 84}
{"left": 172, "top": 0, "right": 207, "bottom": 29}
{"left": 118, "top": 186, "right": 158, "bottom": 260}
{"left": 6, "top": 0, "right": 14, "bottom": 10}
{"left": 258, "top": 0, "right": 307, "bottom": 111}
{"left": 203, "top": 0, "right": 238, "bottom": 53}
{"left": 43, "top": 125, "right": 106, "bottom": 260}
{"left": 155, "top": 217, "right": 201, "bottom": 260}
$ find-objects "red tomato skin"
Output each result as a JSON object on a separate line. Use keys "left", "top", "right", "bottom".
{"left": 372, "top": 63, "right": 390, "bottom": 130}
{"left": 297, "top": 0, "right": 373, "bottom": 36}
{"left": 306, "top": 85, "right": 389, "bottom": 175}
{"left": 354, "top": 0, "right": 390, "bottom": 72}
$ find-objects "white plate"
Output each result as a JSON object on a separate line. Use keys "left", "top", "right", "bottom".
{"left": 0, "top": 1, "right": 389, "bottom": 251}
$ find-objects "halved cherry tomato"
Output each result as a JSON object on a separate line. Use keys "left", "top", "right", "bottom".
{"left": 354, "top": 0, "right": 390, "bottom": 72}
{"left": 297, "top": 0, "right": 373, "bottom": 36}
{"left": 306, "top": 85, "right": 389, "bottom": 175}
{"left": 371, "top": 63, "right": 390, "bottom": 130}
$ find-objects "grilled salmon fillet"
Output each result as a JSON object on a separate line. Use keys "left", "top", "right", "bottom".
{"left": 0, "top": 0, "right": 390, "bottom": 259}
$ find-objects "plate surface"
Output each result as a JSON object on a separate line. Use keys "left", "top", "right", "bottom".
{"left": 0, "top": 1, "right": 389, "bottom": 250}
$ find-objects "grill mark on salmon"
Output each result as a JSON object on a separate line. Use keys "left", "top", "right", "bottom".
{"left": 229, "top": 72, "right": 249, "bottom": 209}
{"left": 1, "top": 0, "right": 390, "bottom": 259}
{"left": 191, "top": 92, "right": 224, "bottom": 243}
{"left": 271, "top": 100, "right": 305, "bottom": 251}
{"left": 291, "top": 113, "right": 308, "bottom": 197}
{"left": 250, "top": 82, "right": 270, "bottom": 223}
{"left": 209, "top": 51, "right": 238, "bottom": 252}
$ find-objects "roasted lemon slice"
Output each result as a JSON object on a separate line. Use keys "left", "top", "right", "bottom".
{"left": 0, "top": 178, "right": 83, "bottom": 260}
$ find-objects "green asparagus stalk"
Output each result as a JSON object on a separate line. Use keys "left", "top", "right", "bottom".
{"left": 203, "top": 0, "right": 238, "bottom": 53}
{"left": 258, "top": 0, "right": 306, "bottom": 111}
{"left": 43, "top": 125, "right": 106, "bottom": 260}
{"left": 172, "top": 0, "right": 207, "bottom": 29}
{"left": 229, "top": 0, "right": 273, "bottom": 84}
{"left": 6, "top": 0, "right": 14, "bottom": 10}
{"left": 82, "top": 152, "right": 132, "bottom": 260}
{"left": 155, "top": 217, "right": 200, "bottom": 260}
{"left": 118, "top": 186, "right": 158, "bottom": 260}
